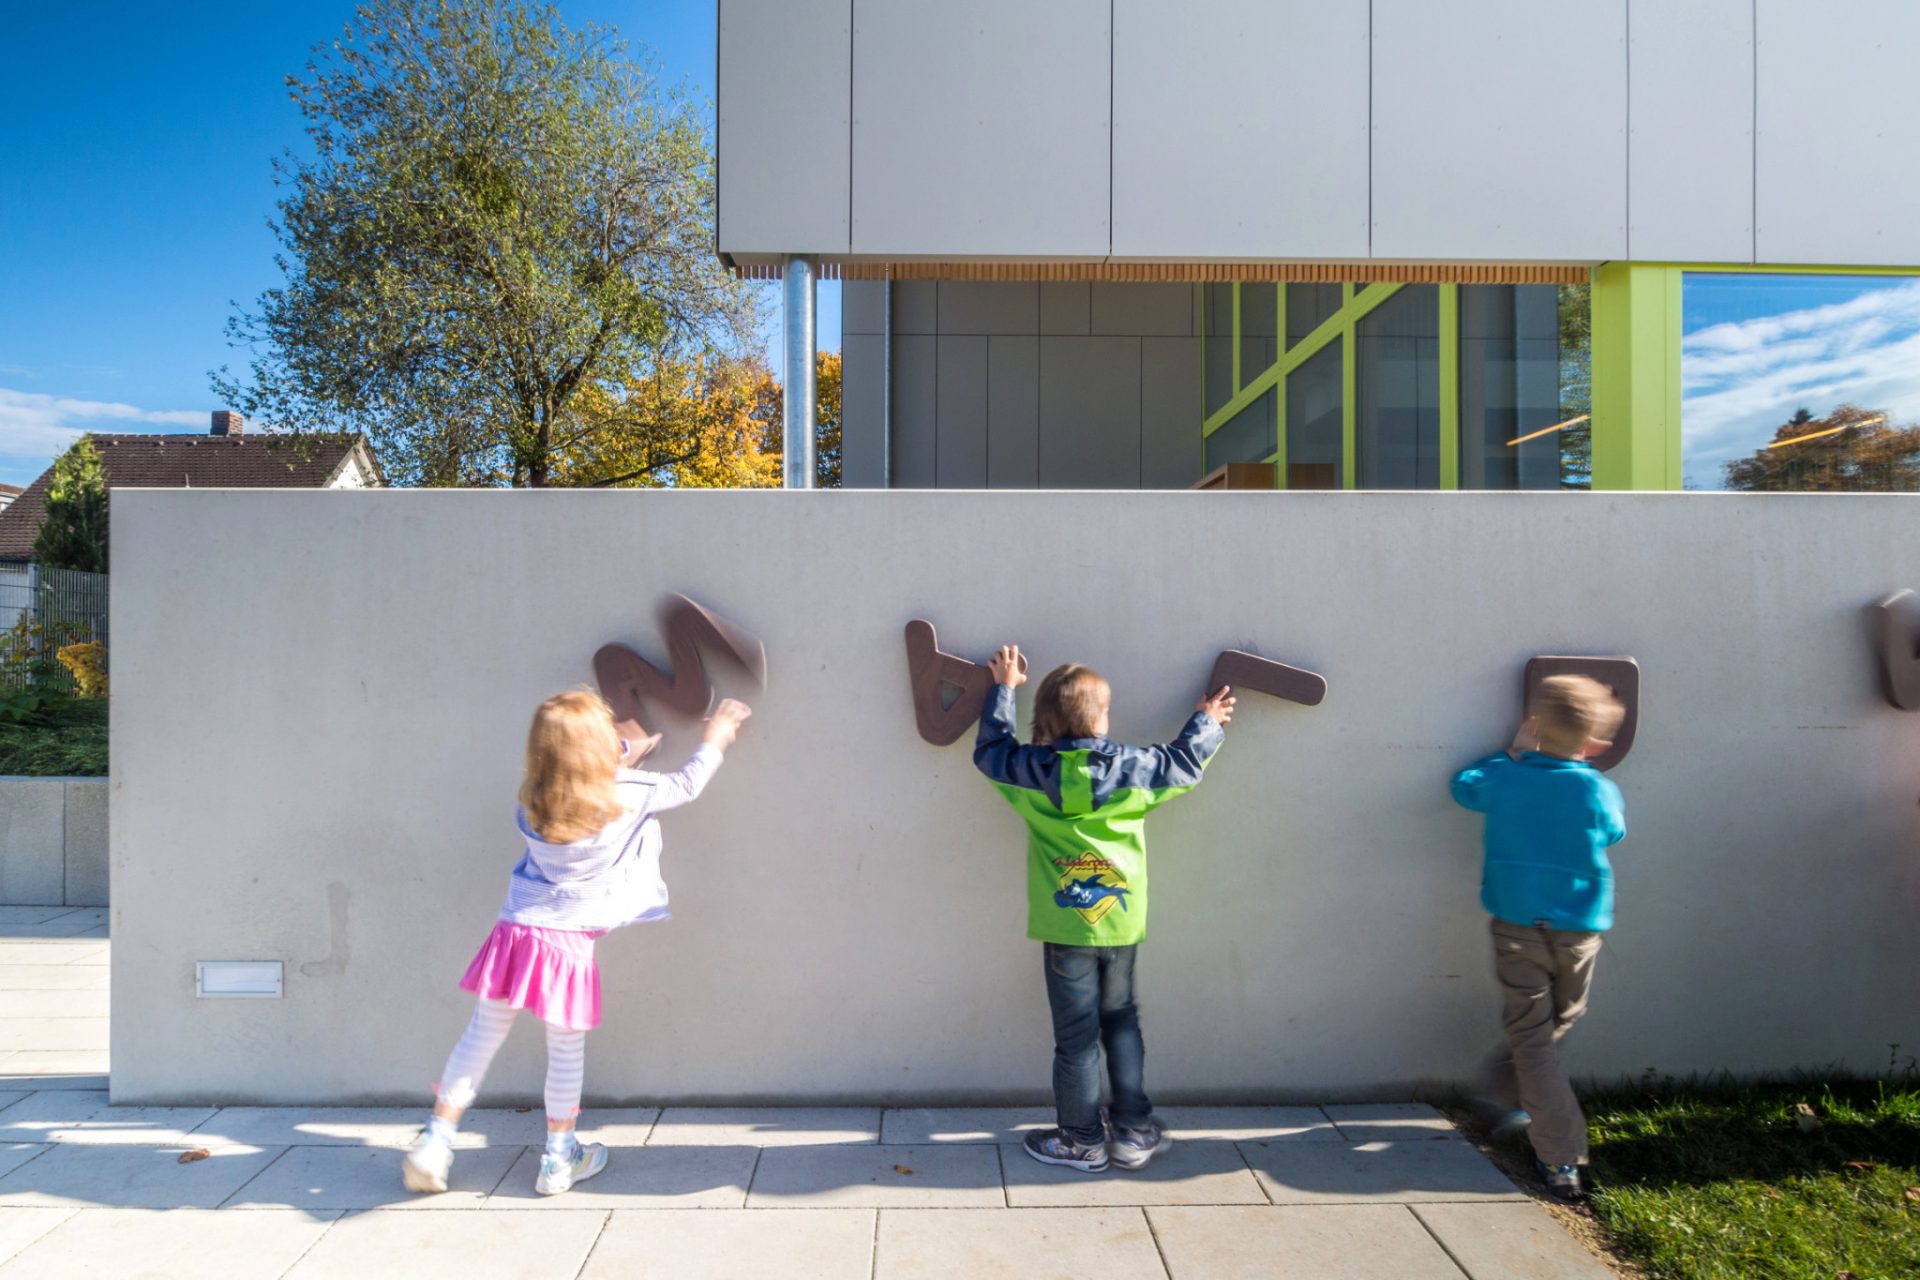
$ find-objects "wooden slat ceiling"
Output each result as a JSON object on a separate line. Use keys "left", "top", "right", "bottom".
{"left": 728, "top": 260, "right": 1590, "bottom": 284}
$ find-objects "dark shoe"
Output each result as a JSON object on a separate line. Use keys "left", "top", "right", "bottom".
{"left": 1534, "top": 1158, "right": 1590, "bottom": 1203}
{"left": 1109, "top": 1119, "right": 1173, "bottom": 1171}
{"left": 1023, "top": 1127, "right": 1109, "bottom": 1172}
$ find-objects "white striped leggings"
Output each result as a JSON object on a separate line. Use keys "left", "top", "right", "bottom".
{"left": 437, "top": 998, "right": 585, "bottom": 1122}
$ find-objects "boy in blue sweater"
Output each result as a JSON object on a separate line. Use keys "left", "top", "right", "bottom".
{"left": 1451, "top": 674, "right": 1625, "bottom": 1203}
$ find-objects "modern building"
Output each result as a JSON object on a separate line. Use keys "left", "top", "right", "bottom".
{"left": 717, "top": 1, "right": 1920, "bottom": 493}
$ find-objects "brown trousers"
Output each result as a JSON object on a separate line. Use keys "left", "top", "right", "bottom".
{"left": 1472, "top": 918, "right": 1603, "bottom": 1166}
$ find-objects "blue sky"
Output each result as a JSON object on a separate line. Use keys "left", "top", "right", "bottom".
{"left": 0, "top": 1, "right": 837, "bottom": 489}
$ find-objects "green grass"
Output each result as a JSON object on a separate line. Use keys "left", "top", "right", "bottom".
{"left": 0, "top": 696, "right": 106, "bottom": 776}
{"left": 1581, "top": 1075, "right": 1920, "bottom": 1280}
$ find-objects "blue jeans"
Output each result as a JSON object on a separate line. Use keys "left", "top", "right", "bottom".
{"left": 1042, "top": 943, "right": 1151, "bottom": 1145}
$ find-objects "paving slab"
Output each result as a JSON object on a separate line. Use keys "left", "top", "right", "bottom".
{"left": 1001, "top": 1139, "right": 1267, "bottom": 1208}
{"left": 192, "top": 1107, "right": 434, "bottom": 1150}
{"left": 880, "top": 1107, "right": 1053, "bottom": 1145}
{"left": 0, "top": 1150, "right": 46, "bottom": 1183}
{"left": 1412, "top": 1202, "right": 1619, "bottom": 1280}
{"left": 222, "top": 1142, "right": 522, "bottom": 1211}
{"left": 285, "top": 1207, "right": 606, "bottom": 1280}
{"left": 0, "top": 1142, "right": 283, "bottom": 1209}
{"left": 61, "top": 947, "right": 110, "bottom": 966}
{"left": 0, "top": 1092, "right": 216, "bottom": 1145}
{"left": 488, "top": 1144, "right": 759, "bottom": 1210}
{"left": 4, "top": 1053, "right": 108, "bottom": 1081}
{"left": 1323, "top": 1103, "right": 1464, "bottom": 1143}
{"left": 0, "top": 909, "right": 83, "bottom": 927}
{"left": 0, "top": 1207, "right": 73, "bottom": 1265}
{"left": 1149, "top": 1204, "right": 1468, "bottom": 1279}
{"left": 1156, "top": 1107, "right": 1341, "bottom": 1142}
{"left": 0, "top": 1096, "right": 30, "bottom": 1117}
{"left": 0, "top": 992, "right": 108, "bottom": 1019}
{"left": 461, "top": 1106, "right": 660, "bottom": 1150}
{"left": 875, "top": 1206, "right": 1165, "bottom": 1279}
{"left": 1239, "top": 1140, "right": 1524, "bottom": 1205}
{"left": 649, "top": 1107, "right": 880, "bottom": 1146}
{"left": 0, "top": 966, "right": 107, "bottom": 991}
{"left": 748, "top": 1143, "right": 1003, "bottom": 1209}
{"left": 0, "top": 1064, "right": 106, "bottom": 1091}
{"left": 0, "top": 921, "right": 104, "bottom": 940}
{"left": 582, "top": 1208, "right": 875, "bottom": 1280}
{"left": 0, "top": 1019, "right": 107, "bottom": 1052}
{"left": 0, "top": 1207, "right": 339, "bottom": 1280}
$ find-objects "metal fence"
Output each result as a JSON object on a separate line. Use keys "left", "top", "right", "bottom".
{"left": 0, "top": 564, "right": 109, "bottom": 691}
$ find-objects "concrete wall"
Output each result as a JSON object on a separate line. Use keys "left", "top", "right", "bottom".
{"left": 114, "top": 489, "right": 1920, "bottom": 1105}
{"left": 840, "top": 280, "right": 1203, "bottom": 490}
{"left": 0, "top": 777, "right": 108, "bottom": 907}
{"left": 719, "top": 0, "right": 1920, "bottom": 266}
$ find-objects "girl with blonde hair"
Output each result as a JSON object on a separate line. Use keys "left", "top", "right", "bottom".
{"left": 404, "top": 688, "right": 750, "bottom": 1196}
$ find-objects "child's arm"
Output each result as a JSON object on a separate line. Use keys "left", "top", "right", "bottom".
{"left": 1599, "top": 778, "right": 1626, "bottom": 845}
{"left": 1131, "top": 686, "right": 1231, "bottom": 808}
{"left": 1451, "top": 717, "right": 1534, "bottom": 810}
{"left": 625, "top": 699, "right": 751, "bottom": 813}
{"left": 972, "top": 644, "right": 1053, "bottom": 791}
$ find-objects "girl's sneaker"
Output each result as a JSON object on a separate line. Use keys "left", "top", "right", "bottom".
{"left": 1109, "top": 1120, "right": 1173, "bottom": 1170}
{"left": 1022, "top": 1128, "right": 1109, "bottom": 1172}
{"left": 401, "top": 1137, "right": 453, "bottom": 1194}
{"left": 1534, "top": 1158, "right": 1590, "bottom": 1203}
{"left": 535, "top": 1141, "right": 609, "bottom": 1196}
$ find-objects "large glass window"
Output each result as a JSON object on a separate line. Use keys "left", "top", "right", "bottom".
{"left": 1203, "top": 283, "right": 1233, "bottom": 417}
{"left": 1287, "top": 283, "right": 1342, "bottom": 347}
{"left": 1206, "top": 389, "right": 1276, "bottom": 471}
{"left": 1682, "top": 273, "right": 1920, "bottom": 491}
{"left": 1356, "top": 285, "right": 1439, "bottom": 488}
{"left": 1286, "top": 344, "right": 1342, "bottom": 489}
{"left": 1459, "top": 284, "right": 1562, "bottom": 490}
{"left": 1240, "top": 283, "right": 1277, "bottom": 388}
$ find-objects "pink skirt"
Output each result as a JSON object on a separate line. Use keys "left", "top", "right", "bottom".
{"left": 459, "top": 921, "right": 602, "bottom": 1031}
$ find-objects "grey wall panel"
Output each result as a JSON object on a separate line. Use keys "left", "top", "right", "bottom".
{"left": 717, "top": 0, "right": 851, "bottom": 255}
{"left": 936, "top": 337, "right": 989, "bottom": 487}
{"left": 1372, "top": 1, "right": 1627, "bottom": 261}
{"left": 1629, "top": 0, "right": 1753, "bottom": 262}
{"left": 1112, "top": 0, "right": 1369, "bottom": 259}
{"left": 1091, "top": 283, "right": 1194, "bottom": 337}
{"left": 1041, "top": 283, "right": 1092, "bottom": 335}
{"left": 1757, "top": 2, "right": 1920, "bottom": 265}
{"left": 1040, "top": 337, "right": 1143, "bottom": 488}
{"left": 851, "top": 0, "right": 1110, "bottom": 256}
{"left": 1142, "top": 337, "right": 1203, "bottom": 489}
{"left": 938, "top": 282, "right": 1040, "bottom": 335}
{"left": 892, "top": 282, "right": 937, "bottom": 335}
{"left": 841, "top": 280, "right": 888, "bottom": 336}
{"left": 840, "top": 333, "right": 888, "bottom": 489}
{"left": 891, "top": 335, "right": 937, "bottom": 488}
{"left": 988, "top": 336, "right": 1041, "bottom": 488}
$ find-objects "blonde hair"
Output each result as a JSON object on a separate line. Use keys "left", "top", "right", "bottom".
{"left": 1530, "top": 675, "right": 1625, "bottom": 758}
{"left": 1032, "top": 663, "right": 1111, "bottom": 746}
{"left": 520, "top": 690, "right": 623, "bottom": 843}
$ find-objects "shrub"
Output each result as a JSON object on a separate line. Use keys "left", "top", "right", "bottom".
{"left": 55, "top": 643, "right": 107, "bottom": 698}
{"left": 0, "top": 696, "right": 106, "bottom": 777}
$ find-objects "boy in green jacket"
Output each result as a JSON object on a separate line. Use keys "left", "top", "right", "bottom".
{"left": 975, "top": 644, "right": 1233, "bottom": 1172}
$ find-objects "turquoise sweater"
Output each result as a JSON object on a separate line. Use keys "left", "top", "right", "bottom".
{"left": 1450, "top": 752, "right": 1626, "bottom": 932}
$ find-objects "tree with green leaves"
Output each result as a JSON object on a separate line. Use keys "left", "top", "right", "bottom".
{"left": 33, "top": 438, "right": 109, "bottom": 573}
{"left": 214, "top": 0, "right": 756, "bottom": 487}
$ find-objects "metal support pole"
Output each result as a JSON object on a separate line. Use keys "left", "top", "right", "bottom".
{"left": 782, "top": 255, "right": 818, "bottom": 489}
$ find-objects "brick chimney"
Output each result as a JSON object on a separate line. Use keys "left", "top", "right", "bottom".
{"left": 210, "top": 410, "right": 246, "bottom": 437}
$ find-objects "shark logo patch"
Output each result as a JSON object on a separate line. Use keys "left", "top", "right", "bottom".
{"left": 1051, "top": 853, "right": 1130, "bottom": 925}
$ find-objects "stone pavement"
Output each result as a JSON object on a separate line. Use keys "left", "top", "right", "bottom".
{"left": 0, "top": 911, "right": 1615, "bottom": 1278}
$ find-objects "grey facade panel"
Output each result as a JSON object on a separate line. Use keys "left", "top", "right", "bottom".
{"left": 1040, "top": 283, "right": 1092, "bottom": 335}
{"left": 938, "top": 282, "right": 1041, "bottom": 335}
{"left": 1040, "top": 337, "right": 1143, "bottom": 489}
{"left": 891, "top": 335, "right": 937, "bottom": 488}
{"left": 936, "top": 336, "right": 989, "bottom": 487}
{"left": 987, "top": 336, "right": 1041, "bottom": 488}
{"left": 1090, "top": 283, "right": 1194, "bottom": 337}
{"left": 840, "top": 333, "right": 888, "bottom": 489}
{"left": 1371, "top": 0, "right": 1627, "bottom": 261}
{"left": 851, "top": 0, "right": 1110, "bottom": 256}
{"left": 716, "top": 0, "right": 851, "bottom": 256}
{"left": 1757, "top": 1, "right": 1920, "bottom": 265}
{"left": 841, "top": 279, "right": 889, "bottom": 336}
{"left": 892, "top": 282, "right": 937, "bottom": 335}
{"left": 1112, "top": 0, "right": 1369, "bottom": 259}
{"left": 1142, "top": 337, "right": 1203, "bottom": 489}
{"left": 1629, "top": 0, "right": 1754, "bottom": 262}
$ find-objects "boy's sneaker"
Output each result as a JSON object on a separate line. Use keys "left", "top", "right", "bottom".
{"left": 535, "top": 1141, "right": 608, "bottom": 1196}
{"left": 1534, "top": 1158, "right": 1590, "bottom": 1203}
{"left": 1109, "top": 1120, "right": 1173, "bottom": 1171}
{"left": 401, "top": 1136, "right": 452, "bottom": 1194}
{"left": 1022, "top": 1128, "right": 1109, "bottom": 1173}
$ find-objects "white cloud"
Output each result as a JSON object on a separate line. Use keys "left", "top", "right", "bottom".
{"left": 0, "top": 387, "right": 206, "bottom": 481}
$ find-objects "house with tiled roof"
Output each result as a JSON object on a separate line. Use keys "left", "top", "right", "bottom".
{"left": 0, "top": 412, "right": 382, "bottom": 565}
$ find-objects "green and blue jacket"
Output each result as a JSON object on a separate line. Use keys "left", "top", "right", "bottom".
{"left": 974, "top": 684, "right": 1224, "bottom": 946}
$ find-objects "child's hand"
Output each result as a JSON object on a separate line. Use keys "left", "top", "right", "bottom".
{"left": 1508, "top": 715, "right": 1540, "bottom": 759}
{"left": 988, "top": 645, "right": 1028, "bottom": 688}
{"left": 1198, "top": 685, "right": 1235, "bottom": 725}
{"left": 703, "top": 698, "right": 752, "bottom": 752}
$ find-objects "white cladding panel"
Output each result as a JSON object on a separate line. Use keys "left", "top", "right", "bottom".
{"left": 1628, "top": 0, "right": 1754, "bottom": 263}
{"left": 1371, "top": 0, "right": 1627, "bottom": 261}
{"left": 1112, "top": 0, "right": 1370, "bottom": 259}
{"left": 850, "top": 0, "right": 1110, "bottom": 257}
{"left": 717, "top": 0, "right": 852, "bottom": 255}
{"left": 1756, "top": 1, "right": 1920, "bottom": 265}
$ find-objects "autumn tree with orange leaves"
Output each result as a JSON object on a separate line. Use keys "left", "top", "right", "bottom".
{"left": 1723, "top": 403, "right": 1920, "bottom": 492}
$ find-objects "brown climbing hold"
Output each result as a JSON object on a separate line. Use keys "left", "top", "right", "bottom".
{"left": 903, "top": 619, "right": 1004, "bottom": 747}
{"left": 594, "top": 594, "right": 768, "bottom": 739}
{"left": 1207, "top": 651, "right": 1327, "bottom": 706}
